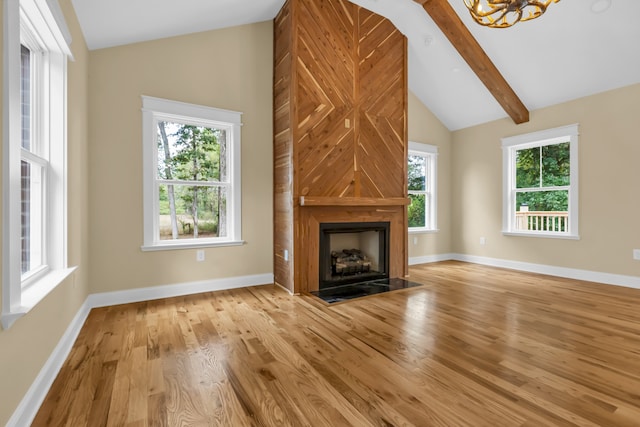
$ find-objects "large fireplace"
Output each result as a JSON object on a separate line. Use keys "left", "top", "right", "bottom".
{"left": 319, "top": 222, "right": 390, "bottom": 289}
{"left": 273, "top": 0, "right": 408, "bottom": 294}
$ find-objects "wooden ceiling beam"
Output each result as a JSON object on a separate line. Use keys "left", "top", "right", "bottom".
{"left": 413, "top": 0, "right": 529, "bottom": 124}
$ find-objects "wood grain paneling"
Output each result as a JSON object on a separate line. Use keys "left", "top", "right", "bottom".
{"left": 299, "top": 206, "right": 406, "bottom": 293}
{"left": 300, "top": 196, "right": 409, "bottom": 207}
{"left": 273, "top": 0, "right": 295, "bottom": 293}
{"left": 296, "top": 0, "right": 356, "bottom": 198}
{"left": 357, "top": 10, "right": 407, "bottom": 199}
{"left": 34, "top": 263, "right": 640, "bottom": 426}
{"left": 274, "top": 0, "right": 408, "bottom": 293}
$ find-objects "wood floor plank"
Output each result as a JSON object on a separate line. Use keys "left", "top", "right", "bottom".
{"left": 32, "top": 261, "right": 640, "bottom": 426}
{"left": 85, "top": 360, "right": 117, "bottom": 427}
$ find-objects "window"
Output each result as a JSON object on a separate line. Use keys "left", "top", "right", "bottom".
{"left": 408, "top": 141, "right": 437, "bottom": 232}
{"left": 502, "top": 124, "right": 579, "bottom": 238}
{"left": 141, "top": 96, "right": 243, "bottom": 250}
{"left": 2, "top": 0, "right": 73, "bottom": 329}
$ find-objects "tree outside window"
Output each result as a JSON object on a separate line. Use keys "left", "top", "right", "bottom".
{"left": 408, "top": 142, "right": 437, "bottom": 232}
{"left": 141, "top": 96, "right": 242, "bottom": 250}
{"left": 515, "top": 142, "right": 570, "bottom": 231}
{"left": 502, "top": 124, "right": 579, "bottom": 238}
{"left": 157, "top": 122, "right": 227, "bottom": 240}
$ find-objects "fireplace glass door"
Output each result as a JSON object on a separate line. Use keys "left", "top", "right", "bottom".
{"left": 319, "top": 222, "right": 390, "bottom": 289}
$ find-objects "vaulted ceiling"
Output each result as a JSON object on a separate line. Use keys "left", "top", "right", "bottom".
{"left": 71, "top": 0, "right": 640, "bottom": 130}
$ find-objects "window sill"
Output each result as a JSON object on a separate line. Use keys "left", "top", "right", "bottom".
{"left": 1, "top": 266, "right": 77, "bottom": 329}
{"left": 141, "top": 240, "right": 245, "bottom": 252}
{"left": 409, "top": 228, "right": 439, "bottom": 234}
{"left": 502, "top": 231, "right": 580, "bottom": 240}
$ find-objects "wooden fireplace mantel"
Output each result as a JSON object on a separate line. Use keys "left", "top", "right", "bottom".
{"left": 300, "top": 196, "right": 410, "bottom": 207}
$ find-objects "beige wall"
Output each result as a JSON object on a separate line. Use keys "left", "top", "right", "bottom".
{"left": 88, "top": 22, "right": 274, "bottom": 293}
{"left": 452, "top": 84, "right": 640, "bottom": 276}
{"left": 2, "top": 6, "right": 639, "bottom": 423}
{"left": 408, "top": 91, "right": 452, "bottom": 259}
{"left": 0, "top": 0, "right": 91, "bottom": 424}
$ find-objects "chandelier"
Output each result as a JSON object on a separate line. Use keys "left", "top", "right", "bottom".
{"left": 463, "top": 0, "right": 560, "bottom": 28}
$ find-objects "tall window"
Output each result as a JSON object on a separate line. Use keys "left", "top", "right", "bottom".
{"left": 142, "top": 96, "right": 243, "bottom": 250}
{"left": 2, "top": 0, "right": 73, "bottom": 329}
{"left": 408, "top": 142, "right": 437, "bottom": 232}
{"left": 502, "top": 124, "right": 579, "bottom": 238}
{"left": 21, "top": 43, "right": 46, "bottom": 279}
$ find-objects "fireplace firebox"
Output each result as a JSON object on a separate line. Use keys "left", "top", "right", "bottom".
{"left": 319, "top": 222, "right": 390, "bottom": 289}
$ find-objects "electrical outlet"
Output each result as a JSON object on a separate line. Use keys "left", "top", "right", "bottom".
{"left": 480, "top": 237, "right": 486, "bottom": 245}
{"left": 196, "top": 250, "right": 205, "bottom": 262}
{"left": 633, "top": 249, "right": 640, "bottom": 260}
{"left": 284, "top": 249, "right": 289, "bottom": 261}
{"left": 413, "top": 236, "right": 418, "bottom": 245}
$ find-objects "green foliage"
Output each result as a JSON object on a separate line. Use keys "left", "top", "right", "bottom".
{"left": 408, "top": 194, "right": 426, "bottom": 228}
{"left": 516, "top": 190, "right": 568, "bottom": 212}
{"left": 408, "top": 154, "right": 428, "bottom": 227}
{"left": 515, "top": 142, "right": 570, "bottom": 212}
{"left": 157, "top": 122, "right": 226, "bottom": 237}
{"left": 197, "top": 221, "right": 218, "bottom": 234}
{"left": 158, "top": 124, "right": 223, "bottom": 182}
{"left": 408, "top": 155, "right": 426, "bottom": 191}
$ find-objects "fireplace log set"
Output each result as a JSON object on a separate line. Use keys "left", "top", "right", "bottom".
{"left": 331, "top": 249, "right": 372, "bottom": 276}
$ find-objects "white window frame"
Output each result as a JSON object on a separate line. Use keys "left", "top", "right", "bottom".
{"left": 408, "top": 141, "right": 438, "bottom": 233}
{"left": 2, "top": 0, "right": 74, "bottom": 329}
{"left": 501, "top": 124, "right": 579, "bottom": 239}
{"left": 141, "top": 96, "right": 243, "bottom": 251}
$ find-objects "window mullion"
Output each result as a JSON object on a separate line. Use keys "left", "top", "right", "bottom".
{"left": 157, "top": 179, "right": 228, "bottom": 187}
{"left": 20, "top": 147, "right": 48, "bottom": 166}
{"left": 515, "top": 185, "right": 569, "bottom": 193}
{"left": 538, "top": 146, "right": 543, "bottom": 188}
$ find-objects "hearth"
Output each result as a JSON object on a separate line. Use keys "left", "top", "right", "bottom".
{"left": 319, "top": 222, "right": 390, "bottom": 289}
{"left": 311, "top": 277, "right": 422, "bottom": 304}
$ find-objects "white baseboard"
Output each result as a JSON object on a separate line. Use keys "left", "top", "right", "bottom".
{"left": 87, "top": 273, "right": 274, "bottom": 308}
{"left": 409, "top": 253, "right": 640, "bottom": 290}
{"left": 8, "top": 272, "right": 274, "bottom": 427}
{"left": 450, "top": 254, "right": 640, "bottom": 290}
{"left": 408, "top": 253, "right": 455, "bottom": 266}
{"left": 6, "top": 299, "right": 92, "bottom": 427}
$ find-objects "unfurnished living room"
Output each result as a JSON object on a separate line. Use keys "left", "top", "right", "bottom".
{"left": 1, "top": 0, "right": 640, "bottom": 425}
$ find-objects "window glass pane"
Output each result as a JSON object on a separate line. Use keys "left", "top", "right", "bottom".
{"left": 515, "top": 147, "right": 540, "bottom": 188}
{"left": 542, "top": 142, "right": 570, "bottom": 186}
{"left": 21, "top": 160, "right": 43, "bottom": 275}
{"left": 515, "top": 190, "right": 569, "bottom": 232}
{"left": 158, "top": 184, "right": 227, "bottom": 240}
{"left": 157, "top": 121, "right": 226, "bottom": 182}
{"left": 408, "top": 155, "right": 426, "bottom": 191}
{"left": 408, "top": 194, "right": 426, "bottom": 228}
{"left": 21, "top": 45, "right": 31, "bottom": 151}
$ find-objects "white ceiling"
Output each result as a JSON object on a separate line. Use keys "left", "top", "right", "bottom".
{"left": 71, "top": 0, "right": 640, "bottom": 131}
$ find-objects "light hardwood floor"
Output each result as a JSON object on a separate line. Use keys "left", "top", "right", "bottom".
{"left": 33, "top": 261, "right": 640, "bottom": 426}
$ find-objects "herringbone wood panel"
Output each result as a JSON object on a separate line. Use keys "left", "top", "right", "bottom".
{"left": 294, "top": 0, "right": 406, "bottom": 199}
{"left": 272, "top": 0, "right": 408, "bottom": 294}
{"left": 357, "top": 10, "right": 406, "bottom": 197}
{"left": 296, "top": 0, "right": 357, "bottom": 198}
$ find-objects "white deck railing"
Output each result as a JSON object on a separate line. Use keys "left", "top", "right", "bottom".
{"left": 515, "top": 211, "right": 568, "bottom": 232}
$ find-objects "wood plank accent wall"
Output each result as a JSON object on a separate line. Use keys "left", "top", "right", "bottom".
{"left": 274, "top": 2, "right": 295, "bottom": 293}
{"left": 274, "top": 0, "right": 408, "bottom": 293}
